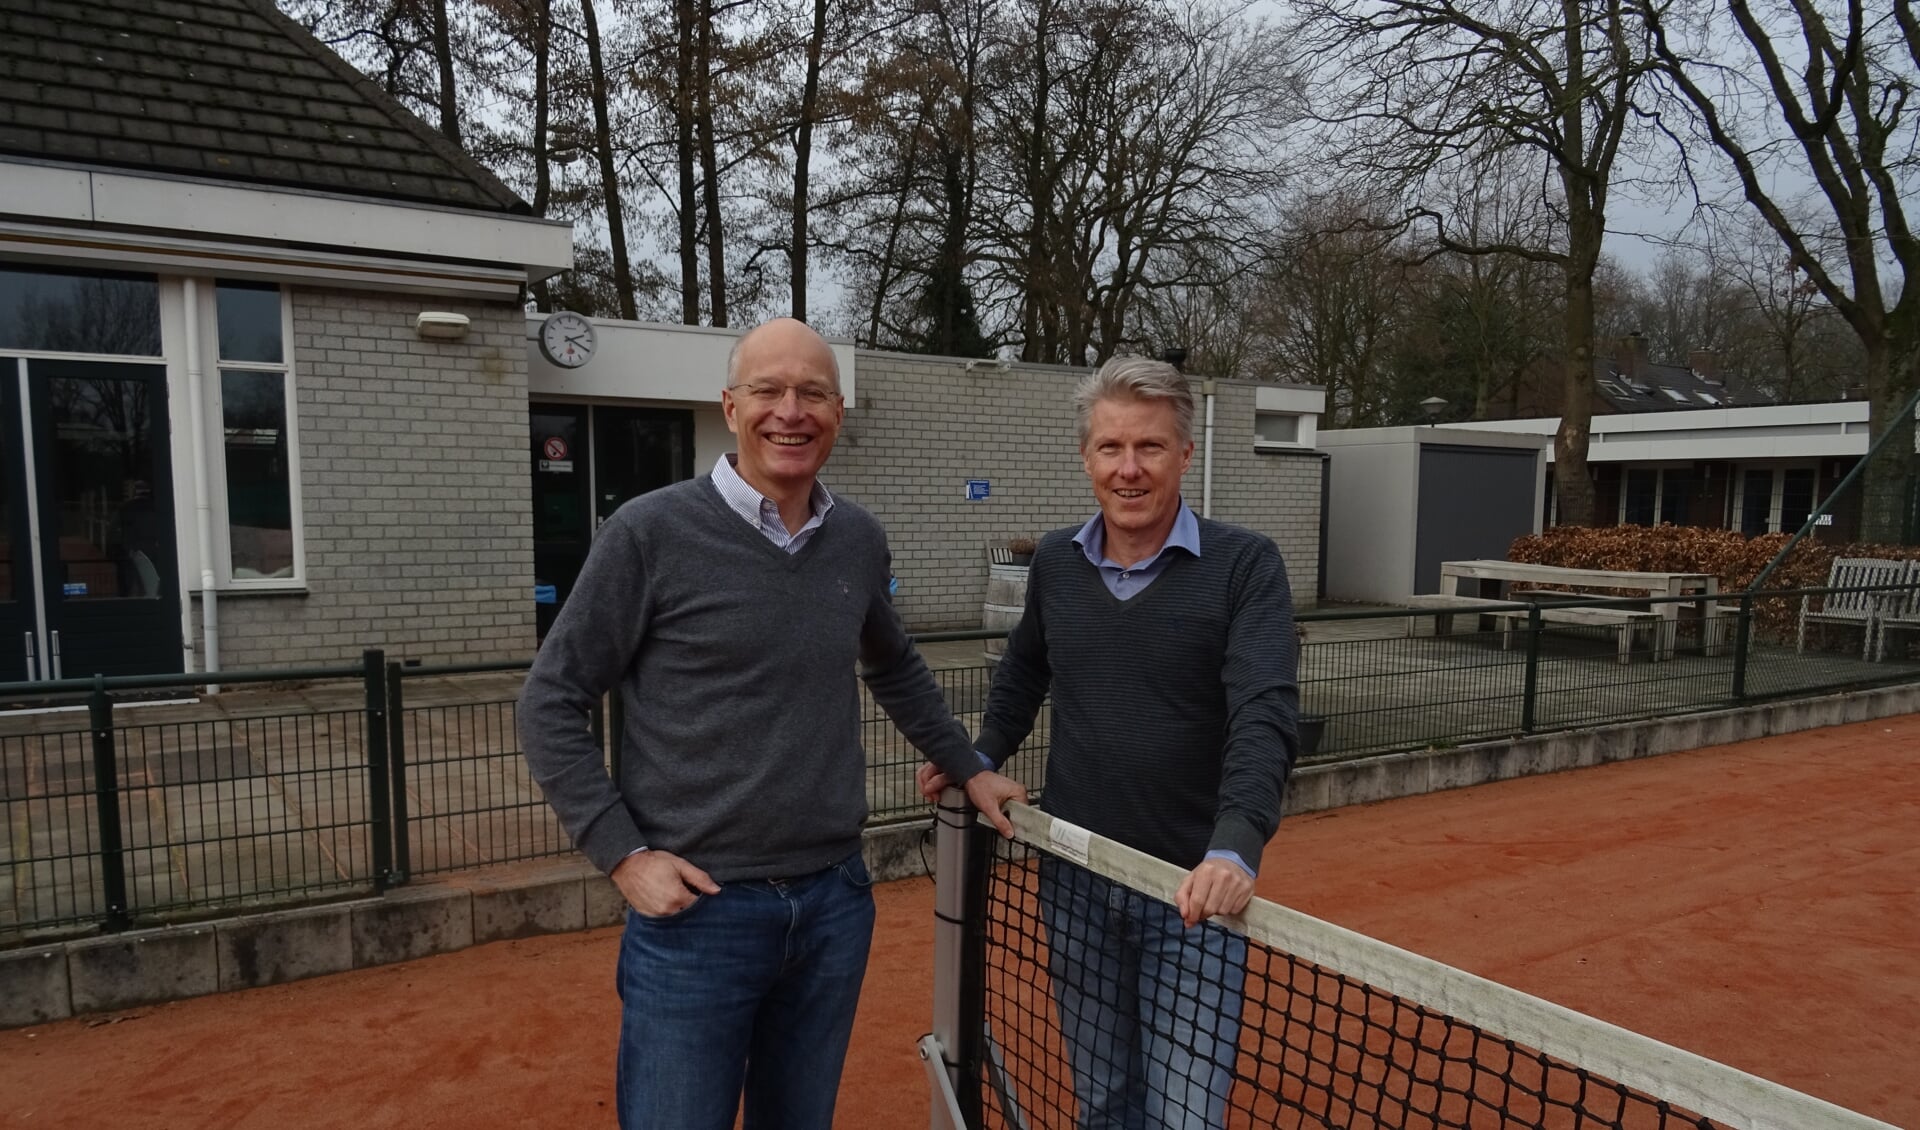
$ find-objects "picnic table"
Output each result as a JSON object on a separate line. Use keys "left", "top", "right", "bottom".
{"left": 1436, "top": 560, "right": 1722, "bottom": 661}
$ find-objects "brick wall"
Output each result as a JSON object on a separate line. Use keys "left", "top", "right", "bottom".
{"left": 199, "top": 288, "right": 535, "bottom": 669}
{"left": 834, "top": 353, "right": 1323, "bottom": 630}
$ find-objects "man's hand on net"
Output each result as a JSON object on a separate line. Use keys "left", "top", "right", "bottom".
{"left": 611, "top": 849, "right": 720, "bottom": 917}
{"left": 1174, "top": 857, "right": 1255, "bottom": 928}
{"left": 915, "top": 761, "right": 950, "bottom": 801}
{"left": 964, "top": 770, "right": 1028, "bottom": 838}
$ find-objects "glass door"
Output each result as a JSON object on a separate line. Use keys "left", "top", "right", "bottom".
{"left": 27, "top": 360, "right": 180, "bottom": 678}
{"left": 530, "top": 403, "right": 591, "bottom": 639}
{"left": 0, "top": 369, "right": 33, "bottom": 682}
{"left": 592, "top": 406, "right": 694, "bottom": 524}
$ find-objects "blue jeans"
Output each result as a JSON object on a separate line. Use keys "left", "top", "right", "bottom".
{"left": 614, "top": 853, "right": 876, "bottom": 1130}
{"left": 1040, "top": 858, "right": 1247, "bottom": 1130}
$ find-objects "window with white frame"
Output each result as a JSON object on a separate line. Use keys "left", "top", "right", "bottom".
{"left": 1254, "top": 411, "right": 1301, "bottom": 445}
{"left": 1733, "top": 465, "right": 1819, "bottom": 535}
{"left": 1616, "top": 466, "right": 1696, "bottom": 526}
{"left": 211, "top": 281, "right": 302, "bottom": 585}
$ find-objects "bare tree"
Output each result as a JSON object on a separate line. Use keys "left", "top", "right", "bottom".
{"left": 976, "top": 0, "right": 1296, "bottom": 364}
{"left": 1258, "top": 195, "right": 1412, "bottom": 425}
{"left": 578, "top": 0, "right": 638, "bottom": 319}
{"left": 1647, "top": 0, "right": 1918, "bottom": 540}
{"left": 1292, "top": 0, "right": 1668, "bottom": 524}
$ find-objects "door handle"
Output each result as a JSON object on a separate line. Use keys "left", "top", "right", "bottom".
{"left": 23, "top": 632, "right": 36, "bottom": 682}
{"left": 50, "top": 629, "right": 61, "bottom": 681}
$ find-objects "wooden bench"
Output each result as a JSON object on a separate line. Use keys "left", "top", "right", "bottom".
{"left": 1488, "top": 605, "right": 1666, "bottom": 664}
{"left": 1402, "top": 593, "right": 1518, "bottom": 637}
{"left": 1869, "top": 560, "right": 1920, "bottom": 660}
{"left": 1798, "top": 557, "right": 1907, "bottom": 660}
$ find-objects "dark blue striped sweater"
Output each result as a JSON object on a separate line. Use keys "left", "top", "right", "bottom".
{"left": 975, "top": 520, "right": 1298, "bottom": 870}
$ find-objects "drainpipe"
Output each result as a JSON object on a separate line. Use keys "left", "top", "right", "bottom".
{"left": 184, "top": 278, "right": 220, "bottom": 689}
{"left": 1200, "top": 378, "right": 1217, "bottom": 518}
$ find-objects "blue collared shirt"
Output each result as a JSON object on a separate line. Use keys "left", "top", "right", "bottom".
{"left": 711, "top": 453, "right": 834, "bottom": 552}
{"left": 1071, "top": 501, "right": 1201, "bottom": 600}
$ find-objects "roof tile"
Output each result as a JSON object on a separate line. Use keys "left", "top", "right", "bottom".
{"left": 0, "top": 0, "right": 526, "bottom": 214}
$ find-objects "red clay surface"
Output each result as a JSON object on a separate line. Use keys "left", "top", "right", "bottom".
{"left": 3, "top": 715, "right": 1916, "bottom": 1129}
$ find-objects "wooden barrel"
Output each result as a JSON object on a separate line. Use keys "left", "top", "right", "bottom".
{"left": 982, "top": 564, "right": 1029, "bottom": 658}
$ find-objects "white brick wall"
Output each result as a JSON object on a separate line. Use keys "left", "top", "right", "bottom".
{"left": 835, "top": 353, "right": 1323, "bottom": 630}
{"left": 195, "top": 329, "right": 1318, "bottom": 667}
{"left": 199, "top": 288, "right": 535, "bottom": 669}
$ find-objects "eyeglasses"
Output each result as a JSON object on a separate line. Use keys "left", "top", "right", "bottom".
{"left": 727, "top": 381, "right": 841, "bottom": 408}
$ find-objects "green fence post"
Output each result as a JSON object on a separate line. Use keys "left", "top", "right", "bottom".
{"left": 1731, "top": 593, "right": 1754, "bottom": 702}
{"left": 363, "top": 649, "right": 394, "bottom": 890}
{"left": 385, "top": 660, "right": 411, "bottom": 885}
{"left": 88, "top": 675, "right": 130, "bottom": 932}
{"left": 1520, "top": 605, "right": 1541, "bottom": 733}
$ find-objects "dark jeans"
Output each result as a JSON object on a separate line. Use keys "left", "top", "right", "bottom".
{"left": 1040, "top": 857, "right": 1247, "bottom": 1130}
{"left": 614, "top": 853, "right": 876, "bottom": 1130}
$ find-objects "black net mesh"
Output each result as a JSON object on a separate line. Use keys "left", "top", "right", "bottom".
{"left": 974, "top": 835, "right": 1726, "bottom": 1130}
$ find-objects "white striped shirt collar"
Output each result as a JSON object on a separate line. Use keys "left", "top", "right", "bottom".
{"left": 711, "top": 453, "right": 835, "bottom": 552}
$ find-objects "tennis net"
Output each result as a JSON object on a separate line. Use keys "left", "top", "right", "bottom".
{"left": 921, "top": 795, "right": 1894, "bottom": 1130}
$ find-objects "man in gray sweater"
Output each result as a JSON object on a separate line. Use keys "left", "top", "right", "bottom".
{"left": 520, "top": 317, "right": 1023, "bottom": 1130}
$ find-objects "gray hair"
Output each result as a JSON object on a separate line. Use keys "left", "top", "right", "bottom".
{"left": 1073, "top": 356, "right": 1195, "bottom": 446}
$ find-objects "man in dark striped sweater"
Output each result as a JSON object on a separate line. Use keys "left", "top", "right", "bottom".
{"left": 923, "top": 355, "right": 1298, "bottom": 1128}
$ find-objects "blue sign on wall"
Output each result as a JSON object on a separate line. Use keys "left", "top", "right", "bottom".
{"left": 965, "top": 479, "right": 991, "bottom": 501}
{"left": 533, "top": 584, "right": 558, "bottom": 605}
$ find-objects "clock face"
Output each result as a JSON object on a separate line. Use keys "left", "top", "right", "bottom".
{"left": 540, "top": 312, "right": 596, "bottom": 368}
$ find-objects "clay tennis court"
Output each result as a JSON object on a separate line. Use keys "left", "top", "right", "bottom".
{"left": 3, "top": 713, "right": 1915, "bottom": 1129}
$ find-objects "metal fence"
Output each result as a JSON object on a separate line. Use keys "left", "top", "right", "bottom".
{"left": 0, "top": 660, "right": 382, "bottom": 938}
{"left": 4, "top": 580, "right": 1918, "bottom": 943}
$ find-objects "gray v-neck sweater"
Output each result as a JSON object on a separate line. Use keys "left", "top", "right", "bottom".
{"left": 520, "top": 475, "right": 979, "bottom": 881}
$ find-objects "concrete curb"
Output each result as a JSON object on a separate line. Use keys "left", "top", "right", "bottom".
{"left": 1285, "top": 681, "right": 1920, "bottom": 815}
{"left": 4, "top": 681, "right": 1913, "bottom": 1028}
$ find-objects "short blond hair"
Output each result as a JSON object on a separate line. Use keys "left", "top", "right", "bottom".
{"left": 1073, "top": 356, "right": 1194, "bottom": 446}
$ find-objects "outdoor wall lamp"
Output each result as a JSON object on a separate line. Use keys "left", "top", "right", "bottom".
{"left": 415, "top": 311, "right": 471, "bottom": 341}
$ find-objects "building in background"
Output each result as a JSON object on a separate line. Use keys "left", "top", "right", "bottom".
{"left": 1440, "top": 400, "right": 1895, "bottom": 540}
{"left": 0, "top": 0, "right": 572, "bottom": 677}
{"left": 525, "top": 318, "right": 1328, "bottom": 633}
{"left": 1316, "top": 427, "right": 1548, "bottom": 602}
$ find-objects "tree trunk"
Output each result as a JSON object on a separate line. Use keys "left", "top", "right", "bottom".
{"left": 790, "top": 0, "right": 827, "bottom": 322}
{"left": 531, "top": 0, "right": 551, "bottom": 216}
{"left": 675, "top": 0, "right": 701, "bottom": 323}
{"left": 1554, "top": 267, "right": 1597, "bottom": 526}
{"left": 697, "top": 0, "right": 728, "bottom": 327}
{"left": 866, "top": 125, "right": 919, "bottom": 347}
{"left": 529, "top": 0, "right": 552, "bottom": 311}
{"left": 430, "top": 0, "right": 461, "bottom": 144}
{"left": 582, "top": 0, "right": 637, "bottom": 319}
{"left": 1859, "top": 340, "right": 1920, "bottom": 544}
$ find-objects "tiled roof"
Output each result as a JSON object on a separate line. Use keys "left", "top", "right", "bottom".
{"left": 1592, "top": 357, "right": 1761, "bottom": 413}
{"left": 0, "top": 0, "right": 528, "bottom": 213}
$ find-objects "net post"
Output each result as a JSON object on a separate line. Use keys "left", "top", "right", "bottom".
{"left": 929, "top": 784, "right": 984, "bottom": 1130}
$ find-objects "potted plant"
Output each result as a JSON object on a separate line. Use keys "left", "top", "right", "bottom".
{"left": 1006, "top": 536, "right": 1037, "bottom": 567}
